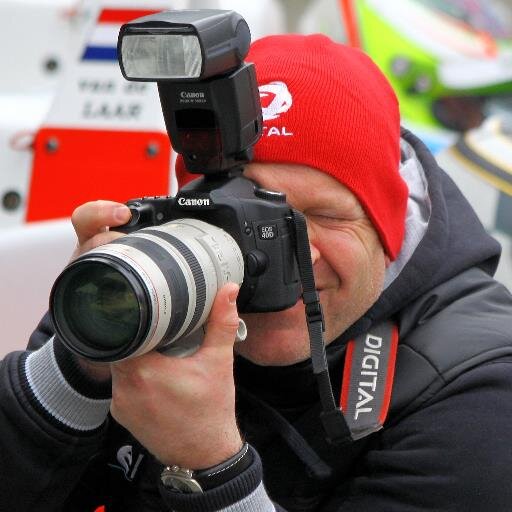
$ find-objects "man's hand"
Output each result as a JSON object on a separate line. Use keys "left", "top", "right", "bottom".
{"left": 110, "top": 282, "right": 244, "bottom": 470}
{"left": 67, "top": 199, "right": 244, "bottom": 467}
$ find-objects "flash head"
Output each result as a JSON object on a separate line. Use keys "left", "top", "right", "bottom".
{"left": 118, "top": 10, "right": 251, "bottom": 81}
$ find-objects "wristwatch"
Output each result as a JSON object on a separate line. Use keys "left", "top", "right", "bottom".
{"left": 160, "top": 443, "right": 252, "bottom": 494}
{"left": 160, "top": 465, "right": 204, "bottom": 493}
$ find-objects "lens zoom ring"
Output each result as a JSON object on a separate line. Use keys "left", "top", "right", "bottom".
{"left": 111, "top": 237, "right": 189, "bottom": 343}
{"left": 144, "top": 229, "right": 207, "bottom": 337}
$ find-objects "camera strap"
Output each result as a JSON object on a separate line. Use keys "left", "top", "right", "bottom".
{"left": 290, "top": 210, "right": 352, "bottom": 445}
{"left": 290, "top": 211, "right": 400, "bottom": 444}
{"left": 340, "top": 321, "right": 399, "bottom": 440}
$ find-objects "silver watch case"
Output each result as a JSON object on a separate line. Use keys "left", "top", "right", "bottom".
{"left": 161, "top": 465, "right": 203, "bottom": 493}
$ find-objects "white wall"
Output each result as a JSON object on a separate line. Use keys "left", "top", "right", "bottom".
{"left": 0, "top": 220, "right": 75, "bottom": 356}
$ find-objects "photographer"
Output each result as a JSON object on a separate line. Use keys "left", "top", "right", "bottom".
{"left": 3, "top": 33, "right": 512, "bottom": 511}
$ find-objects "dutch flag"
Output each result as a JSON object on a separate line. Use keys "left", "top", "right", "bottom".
{"left": 82, "top": 8, "right": 160, "bottom": 61}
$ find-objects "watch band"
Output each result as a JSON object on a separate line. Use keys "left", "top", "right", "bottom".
{"left": 161, "top": 442, "right": 253, "bottom": 493}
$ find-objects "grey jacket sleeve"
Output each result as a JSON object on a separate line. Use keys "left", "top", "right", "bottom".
{"left": 159, "top": 445, "right": 277, "bottom": 512}
{"left": 0, "top": 322, "right": 111, "bottom": 511}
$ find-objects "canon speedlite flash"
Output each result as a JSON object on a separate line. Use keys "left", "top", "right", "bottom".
{"left": 118, "top": 9, "right": 251, "bottom": 81}
{"left": 118, "top": 10, "right": 261, "bottom": 174}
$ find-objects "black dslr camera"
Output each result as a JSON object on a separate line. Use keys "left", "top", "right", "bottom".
{"left": 117, "top": 9, "right": 301, "bottom": 313}
{"left": 49, "top": 10, "right": 302, "bottom": 362}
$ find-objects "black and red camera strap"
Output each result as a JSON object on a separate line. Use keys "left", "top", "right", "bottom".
{"left": 290, "top": 210, "right": 399, "bottom": 444}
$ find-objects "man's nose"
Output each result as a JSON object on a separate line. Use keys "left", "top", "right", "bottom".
{"left": 305, "top": 220, "right": 321, "bottom": 265}
{"left": 309, "top": 240, "right": 321, "bottom": 265}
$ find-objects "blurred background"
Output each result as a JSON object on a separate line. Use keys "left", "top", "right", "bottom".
{"left": 1, "top": 0, "right": 511, "bottom": 356}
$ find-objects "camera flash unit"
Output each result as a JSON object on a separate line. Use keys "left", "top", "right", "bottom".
{"left": 118, "top": 10, "right": 251, "bottom": 81}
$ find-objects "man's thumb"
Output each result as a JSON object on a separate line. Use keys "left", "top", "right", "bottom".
{"left": 201, "top": 283, "right": 242, "bottom": 350}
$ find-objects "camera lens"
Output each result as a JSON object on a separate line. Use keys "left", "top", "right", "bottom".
{"left": 50, "top": 219, "right": 244, "bottom": 361}
{"left": 53, "top": 261, "right": 142, "bottom": 351}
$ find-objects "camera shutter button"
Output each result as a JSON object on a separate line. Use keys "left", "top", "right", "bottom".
{"left": 254, "top": 188, "right": 286, "bottom": 203}
{"left": 127, "top": 207, "right": 140, "bottom": 226}
{"left": 246, "top": 250, "right": 268, "bottom": 276}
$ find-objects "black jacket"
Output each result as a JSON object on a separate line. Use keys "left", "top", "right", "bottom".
{"left": 1, "top": 129, "right": 512, "bottom": 511}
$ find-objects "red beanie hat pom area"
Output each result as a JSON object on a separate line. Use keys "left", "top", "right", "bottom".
{"left": 176, "top": 34, "right": 408, "bottom": 260}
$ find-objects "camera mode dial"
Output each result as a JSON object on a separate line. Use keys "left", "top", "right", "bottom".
{"left": 254, "top": 188, "right": 286, "bottom": 203}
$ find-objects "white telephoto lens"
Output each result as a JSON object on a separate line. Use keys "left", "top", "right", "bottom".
{"left": 51, "top": 219, "right": 244, "bottom": 361}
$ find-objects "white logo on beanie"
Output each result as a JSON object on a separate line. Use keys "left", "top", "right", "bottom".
{"left": 259, "top": 81, "right": 292, "bottom": 121}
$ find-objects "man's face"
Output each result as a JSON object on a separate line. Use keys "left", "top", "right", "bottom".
{"left": 235, "top": 163, "right": 389, "bottom": 366}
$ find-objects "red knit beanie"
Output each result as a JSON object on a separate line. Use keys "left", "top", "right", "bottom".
{"left": 176, "top": 34, "right": 408, "bottom": 260}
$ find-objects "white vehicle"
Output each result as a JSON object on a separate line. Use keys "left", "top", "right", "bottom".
{"left": 0, "top": 0, "right": 285, "bottom": 355}
{"left": 0, "top": 0, "right": 286, "bottom": 230}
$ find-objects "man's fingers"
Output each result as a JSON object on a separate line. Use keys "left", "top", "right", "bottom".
{"left": 71, "top": 230, "right": 126, "bottom": 260}
{"left": 71, "top": 200, "right": 131, "bottom": 245}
